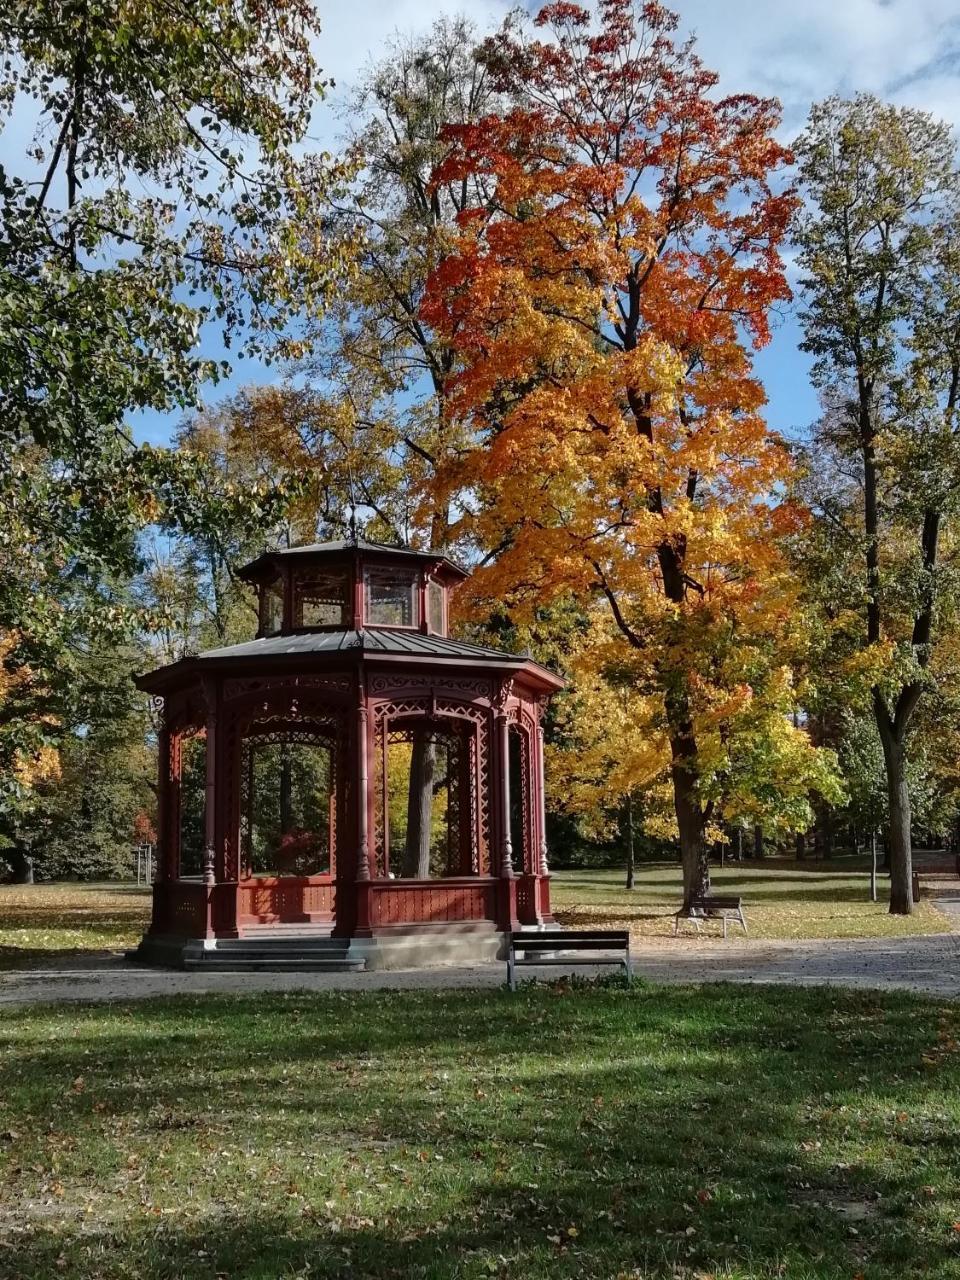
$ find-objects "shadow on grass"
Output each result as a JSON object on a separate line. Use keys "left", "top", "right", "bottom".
{"left": 2, "top": 984, "right": 959, "bottom": 1278}
{"left": 0, "top": 946, "right": 131, "bottom": 971}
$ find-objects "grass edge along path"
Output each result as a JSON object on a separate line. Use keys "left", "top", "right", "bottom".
{"left": 2, "top": 981, "right": 960, "bottom": 1278}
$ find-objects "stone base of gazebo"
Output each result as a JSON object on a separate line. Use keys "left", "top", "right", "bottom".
{"left": 130, "top": 871, "right": 552, "bottom": 971}
{"left": 130, "top": 922, "right": 507, "bottom": 972}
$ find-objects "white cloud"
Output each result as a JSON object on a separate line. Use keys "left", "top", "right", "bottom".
{"left": 291, "top": 1, "right": 960, "bottom": 157}
{"left": 669, "top": 0, "right": 960, "bottom": 133}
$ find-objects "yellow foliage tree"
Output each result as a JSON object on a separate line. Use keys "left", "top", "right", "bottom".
{"left": 424, "top": 1, "right": 838, "bottom": 904}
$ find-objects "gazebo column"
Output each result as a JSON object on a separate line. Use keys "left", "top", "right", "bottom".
{"left": 201, "top": 682, "right": 238, "bottom": 940}
{"left": 494, "top": 701, "right": 519, "bottom": 932}
{"left": 514, "top": 717, "right": 549, "bottom": 927}
{"left": 353, "top": 699, "right": 373, "bottom": 934}
{"left": 156, "top": 724, "right": 179, "bottom": 882}
{"left": 457, "top": 734, "right": 474, "bottom": 875}
{"left": 533, "top": 714, "right": 554, "bottom": 923}
{"left": 199, "top": 692, "right": 219, "bottom": 940}
{"left": 150, "top": 721, "right": 176, "bottom": 935}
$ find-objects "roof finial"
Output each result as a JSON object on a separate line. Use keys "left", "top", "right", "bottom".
{"left": 347, "top": 468, "right": 359, "bottom": 546}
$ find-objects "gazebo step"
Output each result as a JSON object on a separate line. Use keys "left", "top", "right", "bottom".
{"left": 187, "top": 935, "right": 360, "bottom": 970}
{"left": 219, "top": 938, "right": 347, "bottom": 955}
{"left": 183, "top": 956, "right": 365, "bottom": 973}
{"left": 240, "top": 925, "right": 337, "bottom": 937}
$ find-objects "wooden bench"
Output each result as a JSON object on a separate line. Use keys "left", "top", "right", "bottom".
{"left": 506, "top": 929, "right": 631, "bottom": 990}
{"left": 674, "top": 894, "right": 747, "bottom": 939}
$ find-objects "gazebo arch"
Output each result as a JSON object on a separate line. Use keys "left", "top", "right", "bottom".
{"left": 133, "top": 538, "right": 563, "bottom": 971}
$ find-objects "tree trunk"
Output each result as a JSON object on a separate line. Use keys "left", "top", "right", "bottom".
{"left": 732, "top": 825, "right": 743, "bottom": 861}
{"left": 795, "top": 831, "right": 806, "bottom": 861}
{"left": 672, "top": 753, "right": 709, "bottom": 907}
{"left": 753, "top": 826, "right": 764, "bottom": 859}
{"left": 624, "top": 794, "right": 635, "bottom": 890}
{"left": 279, "top": 744, "right": 293, "bottom": 836}
{"left": 403, "top": 731, "right": 436, "bottom": 878}
{"left": 8, "top": 848, "right": 34, "bottom": 884}
{"left": 878, "top": 721, "right": 913, "bottom": 915}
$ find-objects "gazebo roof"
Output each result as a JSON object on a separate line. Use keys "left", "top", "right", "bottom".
{"left": 135, "top": 627, "right": 564, "bottom": 695}
{"left": 237, "top": 538, "right": 469, "bottom": 583}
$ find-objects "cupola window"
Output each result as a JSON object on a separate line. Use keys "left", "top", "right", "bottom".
{"left": 365, "top": 568, "right": 417, "bottom": 627}
{"left": 426, "top": 577, "right": 445, "bottom": 634}
{"left": 259, "top": 578, "right": 283, "bottom": 636}
{"left": 295, "top": 571, "right": 350, "bottom": 628}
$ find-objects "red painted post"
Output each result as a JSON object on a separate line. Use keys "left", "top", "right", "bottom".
{"left": 156, "top": 725, "right": 170, "bottom": 882}
{"left": 354, "top": 697, "right": 373, "bottom": 934}
{"left": 200, "top": 688, "right": 219, "bottom": 939}
{"left": 534, "top": 715, "right": 554, "bottom": 921}
{"left": 216, "top": 699, "right": 240, "bottom": 938}
{"left": 168, "top": 730, "right": 183, "bottom": 880}
{"left": 381, "top": 723, "right": 390, "bottom": 877}
{"left": 494, "top": 699, "right": 519, "bottom": 931}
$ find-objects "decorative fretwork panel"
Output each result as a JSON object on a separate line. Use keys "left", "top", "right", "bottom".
{"left": 238, "top": 722, "right": 339, "bottom": 880}
{"left": 369, "top": 674, "right": 494, "bottom": 701}
{"left": 225, "top": 682, "right": 348, "bottom": 887}
{"left": 372, "top": 697, "right": 491, "bottom": 877}
{"left": 224, "top": 674, "right": 351, "bottom": 702}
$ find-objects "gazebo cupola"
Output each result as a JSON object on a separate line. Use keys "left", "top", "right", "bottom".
{"left": 237, "top": 539, "right": 466, "bottom": 639}
{"left": 133, "top": 537, "right": 564, "bottom": 971}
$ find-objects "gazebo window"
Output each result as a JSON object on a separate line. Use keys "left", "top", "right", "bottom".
{"left": 259, "top": 578, "right": 283, "bottom": 636}
{"left": 295, "top": 571, "right": 349, "bottom": 628}
{"left": 365, "top": 568, "right": 417, "bottom": 627}
{"left": 426, "top": 578, "right": 444, "bottom": 634}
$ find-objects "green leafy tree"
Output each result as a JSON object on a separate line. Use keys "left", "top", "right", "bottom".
{"left": 0, "top": 0, "right": 346, "bottom": 867}
{"left": 795, "top": 94, "right": 960, "bottom": 912}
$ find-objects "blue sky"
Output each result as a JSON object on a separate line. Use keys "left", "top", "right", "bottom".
{"left": 16, "top": 0, "right": 960, "bottom": 448}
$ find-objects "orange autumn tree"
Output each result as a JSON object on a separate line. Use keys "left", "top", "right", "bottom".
{"left": 423, "top": 0, "right": 812, "bottom": 905}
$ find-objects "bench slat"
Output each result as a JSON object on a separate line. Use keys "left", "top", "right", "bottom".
{"left": 511, "top": 930, "right": 629, "bottom": 941}
{"left": 507, "top": 929, "right": 631, "bottom": 989}
{"left": 512, "top": 934, "right": 628, "bottom": 945}
{"left": 688, "top": 896, "right": 742, "bottom": 908}
{"left": 514, "top": 943, "right": 628, "bottom": 954}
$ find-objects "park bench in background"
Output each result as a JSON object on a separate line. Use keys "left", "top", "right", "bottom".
{"left": 674, "top": 894, "right": 748, "bottom": 939}
{"left": 507, "top": 929, "right": 631, "bottom": 990}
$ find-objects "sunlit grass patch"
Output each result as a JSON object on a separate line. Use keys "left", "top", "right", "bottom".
{"left": 551, "top": 861, "right": 947, "bottom": 941}
{"left": 0, "top": 883, "right": 151, "bottom": 969}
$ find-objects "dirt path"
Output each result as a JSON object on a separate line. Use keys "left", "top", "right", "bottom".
{"left": 1, "top": 899, "right": 958, "bottom": 1006}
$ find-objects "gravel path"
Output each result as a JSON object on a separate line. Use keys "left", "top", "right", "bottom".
{"left": 1, "top": 898, "right": 958, "bottom": 1006}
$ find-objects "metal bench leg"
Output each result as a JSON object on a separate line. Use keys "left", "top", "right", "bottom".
{"left": 624, "top": 951, "right": 632, "bottom": 982}
{"left": 674, "top": 913, "right": 680, "bottom": 936}
{"left": 739, "top": 908, "right": 748, "bottom": 936}
{"left": 722, "top": 915, "right": 727, "bottom": 941}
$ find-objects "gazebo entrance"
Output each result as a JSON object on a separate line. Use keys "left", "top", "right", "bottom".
{"left": 133, "top": 538, "right": 562, "bottom": 970}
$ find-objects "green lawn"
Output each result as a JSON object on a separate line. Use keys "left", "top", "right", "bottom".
{"left": 551, "top": 861, "right": 947, "bottom": 940}
{"left": 0, "top": 883, "right": 151, "bottom": 969}
{"left": 2, "top": 983, "right": 960, "bottom": 1277}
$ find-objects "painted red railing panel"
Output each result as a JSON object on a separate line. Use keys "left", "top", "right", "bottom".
{"left": 238, "top": 875, "right": 334, "bottom": 924}
{"left": 368, "top": 877, "right": 498, "bottom": 927}
{"left": 516, "top": 875, "right": 535, "bottom": 921}
{"left": 538, "top": 875, "right": 552, "bottom": 919}
{"left": 152, "top": 879, "right": 209, "bottom": 936}
{"left": 211, "top": 882, "right": 238, "bottom": 935}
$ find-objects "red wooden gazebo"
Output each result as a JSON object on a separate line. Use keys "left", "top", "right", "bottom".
{"left": 133, "top": 539, "right": 563, "bottom": 970}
